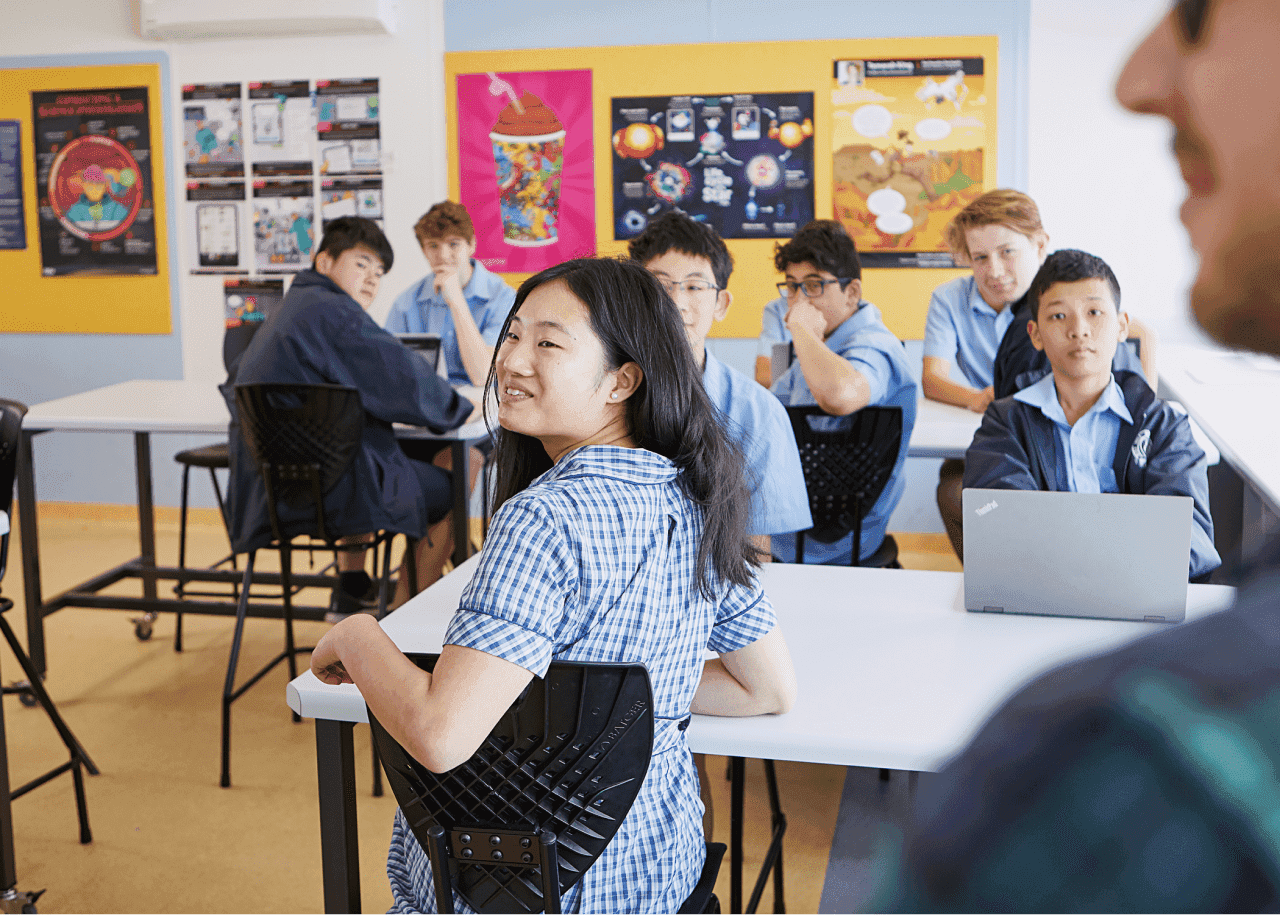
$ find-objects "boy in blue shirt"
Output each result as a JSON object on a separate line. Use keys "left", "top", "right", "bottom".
{"left": 383, "top": 201, "right": 516, "bottom": 387}
{"left": 628, "top": 212, "right": 811, "bottom": 560}
{"left": 769, "top": 220, "right": 918, "bottom": 565}
{"left": 964, "top": 249, "right": 1219, "bottom": 580}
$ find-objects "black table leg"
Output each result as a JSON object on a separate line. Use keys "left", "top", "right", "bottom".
{"left": 17, "top": 430, "right": 45, "bottom": 676}
{"left": 449, "top": 440, "right": 470, "bottom": 568}
{"left": 0, "top": 672, "right": 16, "bottom": 893}
{"left": 134, "top": 433, "right": 157, "bottom": 601}
{"left": 730, "top": 756, "right": 744, "bottom": 914}
{"left": 317, "top": 719, "right": 361, "bottom": 914}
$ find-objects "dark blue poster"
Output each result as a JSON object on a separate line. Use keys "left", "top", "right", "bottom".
{"left": 0, "top": 120, "right": 26, "bottom": 251}
{"left": 611, "top": 92, "right": 814, "bottom": 240}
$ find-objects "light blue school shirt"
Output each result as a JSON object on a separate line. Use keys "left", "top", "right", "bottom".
{"left": 703, "top": 350, "right": 812, "bottom": 538}
{"left": 383, "top": 259, "right": 516, "bottom": 386}
{"left": 923, "top": 275, "right": 1017, "bottom": 389}
{"left": 756, "top": 295, "right": 790, "bottom": 357}
{"left": 1013, "top": 372, "right": 1133, "bottom": 493}
{"left": 770, "top": 301, "right": 919, "bottom": 564}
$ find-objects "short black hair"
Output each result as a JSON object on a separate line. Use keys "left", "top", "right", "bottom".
{"left": 1029, "top": 249, "right": 1121, "bottom": 321}
{"left": 314, "top": 216, "right": 394, "bottom": 272}
{"left": 627, "top": 211, "right": 734, "bottom": 288}
{"left": 773, "top": 219, "right": 861, "bottom": 282}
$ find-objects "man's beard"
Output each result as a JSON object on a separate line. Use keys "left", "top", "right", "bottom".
{"left": 1191, "top": 206, "right": 1280, "bottom": 356}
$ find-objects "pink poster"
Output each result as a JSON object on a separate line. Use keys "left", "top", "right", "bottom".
{"left": 457, "top": 69, "right": 595, "bottom": 273}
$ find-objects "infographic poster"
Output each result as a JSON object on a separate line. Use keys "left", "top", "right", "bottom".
{"left": 186, "top": 181, "right": 245, "bottom": 273}
{"left": 248, "top": 80, "right": 314, "bottom": 178}
{"left": 317, "top": 78, "right": 380, "bottom": 175}
{"left": 252, "top": 178, "right": 314, "bottom": 272}
{"left": 31, "top": 86, "right": 157, "bottom": 275}
{"left": 456, "top": 69, "right": 595, "bottom": 272}
{"left": 321, "top": 175, "right": 383, "bottom": 231}
{"left": 182, "top": 82, "right": 244, "bottom": 179}
{"left": 611, "top": 92, "right": 814, "bottom": 241}
{"left": 831, "top": 56, "right": 993, "bottom": 268}
{"left": 0, "top": 120, "right": 25, "bottom": 250}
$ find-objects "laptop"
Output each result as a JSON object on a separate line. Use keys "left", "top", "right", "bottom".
{"left": 396, "top": 333, "right": 442, "bottom": 373}
{"left": 963, "top": 488, "right": 1193, "bottom": 623}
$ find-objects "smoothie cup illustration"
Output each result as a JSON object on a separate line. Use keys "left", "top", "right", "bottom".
{"left": 489, "top": 91, "right": 565, "bottom": 247}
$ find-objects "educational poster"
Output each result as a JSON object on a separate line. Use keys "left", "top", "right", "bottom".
{"left": 0, "top": 120, "right": 25, "bottom": 250}
{"left": 31, "top": 86, "right": 157, "bottom": 276}
{"left": 182, "top": 82, "right": 243, "bottom": 180}
{"left": 224, "top": 276, "right": 283, "bottom": 327}
{"left": 321, "top": 175, "right": 382, "bottom": 230}
{"left": 248, "top": 80, "right": 314, "bottom": 177}
{"left": 316, "top": 78, "right": 380, "bottom": 174}
{"left": 456, "top": 69, "right": 595, "bottom": 272}
{"left": 252, "top": 178, "right": 314, "bottom": 272}
{"left": 186, "top": 181, "right": 245, "bottom": 273}
{"left": 831, "top": 56, "right": 993, "bottom": 268}
{"left": 610, "top": 92, "right": 814, "bottom": 240}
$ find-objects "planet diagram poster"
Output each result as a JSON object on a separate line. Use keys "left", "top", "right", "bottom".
{"left": 456, "top": 69, "right": 595, "bottom": 273}
{"left": 610, "top": 92, "right": 815, "bottom": 241}
{"left": 31, "top": 86, "right": 158, "bottom": 276}
{"left": 832, "top": 56, "right": 995, "bottom": 268}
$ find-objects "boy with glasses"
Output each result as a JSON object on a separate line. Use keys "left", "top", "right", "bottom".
{"left": 629, "top": 212, "right": 811, "bottom": 560}
{"left": 769, "top": 220, "right": 918, "bottom": 565}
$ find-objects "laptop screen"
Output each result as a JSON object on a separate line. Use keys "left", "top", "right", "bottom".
{"left": 396, "top": 333, "right": 442, "bottom": 374}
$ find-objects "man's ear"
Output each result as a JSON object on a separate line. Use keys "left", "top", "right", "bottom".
{"left": 843, "top": 278, "right": 863, "bottom": 309}
{"left": 314, "top": 250, "right": 333, "bottom": 277}
{"left": 609, "top": 362, "right": 644, "bottom": 403}
{"left": 714, "top": 289, "right": 733, "bottom": 323}
{"left": 1027, "top": 318, "right": 1045, "bottom": 352}
{"left": 1116, "top": 310, "right": 1131, "bottom": 341}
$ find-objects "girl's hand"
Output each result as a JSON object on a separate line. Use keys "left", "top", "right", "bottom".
{"left": 312, "top": 624, "right": 355, "bottom": 685}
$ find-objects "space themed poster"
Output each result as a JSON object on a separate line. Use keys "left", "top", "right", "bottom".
{"left": 610, "top": 92, "right": 814, "bottom": 241}
{"left": 456, "top": 69, "right": 595, "bottom": 273}
{"left": 831, "top": 56, "right": 993, "bottom": 268}
{"left": 31, "top": 86, "right": 158, "bottom": 276}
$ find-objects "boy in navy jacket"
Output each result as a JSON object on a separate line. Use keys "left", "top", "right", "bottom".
{"left": 964, "top": 249, "right": 1219, "bottom": 580}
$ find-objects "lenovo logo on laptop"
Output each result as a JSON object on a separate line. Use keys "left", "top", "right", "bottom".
{"left": 974, "top": 499, "right": 998, "bottom": 517}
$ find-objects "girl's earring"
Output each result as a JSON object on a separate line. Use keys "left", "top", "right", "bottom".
{"left": 610, "top": 392, "right": 618, "bottom": 400}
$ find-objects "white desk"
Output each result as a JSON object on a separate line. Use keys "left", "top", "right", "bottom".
{"left": 288, "top": 558, "right": 1235, "bottom": 912}
{"left": 1160, "top": 344, "right": 1280, "bottom": 559}
{"left": 907, "top": 397, "right": 982, "bottom": 459}
{"left": 17, "top": 380, "right": 489, "bottom": 675}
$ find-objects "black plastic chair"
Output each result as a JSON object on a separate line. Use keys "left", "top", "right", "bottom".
{"left": 786, "top": 405, "right": 904, "bottom": 568}
{"left": 0, "top": 398, "right": 97, "bottom": 850}
{"left": 222, "top": 383, "right": 402, "bottom": 789}
{"left": 370, "top": 654, "right": 725, "bottom": 914}
{"left": 167, "top": 321, "right": 266, "bottom": 649}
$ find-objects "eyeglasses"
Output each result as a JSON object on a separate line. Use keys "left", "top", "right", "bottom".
{"left": 1172, "top": 0, "right": 1209, "bottom": 44}
{"left": 777, "top": 277, "right": 850, "bottom": 298}
{"left": 656, "top": 278, "right": 721, "bottom": 298}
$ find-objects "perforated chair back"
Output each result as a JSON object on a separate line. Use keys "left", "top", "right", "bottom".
{"left": 0, "top": 399, "right": 28, "bottom": 584}
{"left": 233, "top": 383, "right": 363, "bottom": 544}
{"left": 787, "top": 405, "right": 903, "bottom": 565}
{"left": 370, "top": 655, "right": 654, "bottom": 914}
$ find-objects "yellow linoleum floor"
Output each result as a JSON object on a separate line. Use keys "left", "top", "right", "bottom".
{"left": 2, "top": 503, "right": 958, "bottom": 913}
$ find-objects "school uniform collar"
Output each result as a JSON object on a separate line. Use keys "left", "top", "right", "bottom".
{"left": 1014, "top": 371, "right": 1133, "bottom": 426}
{"left": 417, "top": 259, "right": 488, "bottom": 305}
{"left": 825, "top": 300, "right": 879, "bottom": 346}
{"left": 541, "top": 445, "right": 677, "bottom": 486}
{"left": 965, "top": 277, "right": 1004, "bottom": 318}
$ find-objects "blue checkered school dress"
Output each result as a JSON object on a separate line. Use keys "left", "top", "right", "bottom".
{"left": 387, "top": 445, "right": 777, "bottom": 913}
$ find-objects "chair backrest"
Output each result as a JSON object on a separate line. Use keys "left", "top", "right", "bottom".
{"left": 0, "top": 399, "right": 27, "bottom": 586}
{"left": 233, "top": 383, "right": 364, "bottom": 544}
{"left": 786, "top": 405, "right": 903, "bottom": 558}
{"left": 370, "top": 655, "right": 654, "bottom": 914}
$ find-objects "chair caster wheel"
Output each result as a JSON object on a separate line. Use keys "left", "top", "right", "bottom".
{"left": 133, "top": 619, "right": 153, "bottom": 641}
{"left": 18, "top": 689, "right": 38, "bottom": 708}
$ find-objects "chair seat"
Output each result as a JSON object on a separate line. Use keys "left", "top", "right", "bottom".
{"left": 175, "top": 441, "right": 230, "bottom": 469}
{"left": 864, "top": 533, "right": 900, "bottom": 569}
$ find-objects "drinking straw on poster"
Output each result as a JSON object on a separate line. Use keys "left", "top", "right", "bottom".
{"left": 486, "top": 72, "right": 523, "bottom": 113}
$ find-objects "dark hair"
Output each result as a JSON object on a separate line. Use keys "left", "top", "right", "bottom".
{"left": 314, "top": 216, "right": 394, "bottom": 271}
{"left": 773, "top": 219, "right": 861, "bottom": 282}
{"left": 1029, "top": 249, "right": 1122, "bottom": 321}
{"left": 414, "top": 200, "right": 475, "bottom": 244}
{"left": 484, "top": 257, "right": 760, "bottom": 596}
{"left": 627, "top": 211, "right": 735, "bottom": 288}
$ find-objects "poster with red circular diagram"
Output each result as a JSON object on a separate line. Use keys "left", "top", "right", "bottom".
{"left": 32, "top": 87, "right": 158, "bottom": 276}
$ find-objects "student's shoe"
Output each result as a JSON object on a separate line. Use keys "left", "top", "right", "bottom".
{"left": 324, "top": 572, "right": 380, "bottom": 623}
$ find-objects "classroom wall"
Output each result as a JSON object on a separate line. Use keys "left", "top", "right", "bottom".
{"left": 0, "top": 0, "right": 1208, "bottom": 525}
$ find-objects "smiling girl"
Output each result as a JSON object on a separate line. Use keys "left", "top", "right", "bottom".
{"left": 311, "top": 257, "right": 796, "bottom": 913}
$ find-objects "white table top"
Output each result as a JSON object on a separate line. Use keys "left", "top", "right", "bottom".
{"left": 23, "top": 378, "right": 491, "bottom": 441}
{"left": 286, "top": 557, "right": 1235, "bottom": 773}
{"left": 1161, "top": 343, "right": 1280, "bottom": 512}
{"left": 26, "top": 379, "right": 980, "bottom": 458}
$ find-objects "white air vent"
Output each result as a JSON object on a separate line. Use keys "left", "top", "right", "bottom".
{"left": 138, "top": 0, "right": 398, "bottom": 41}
